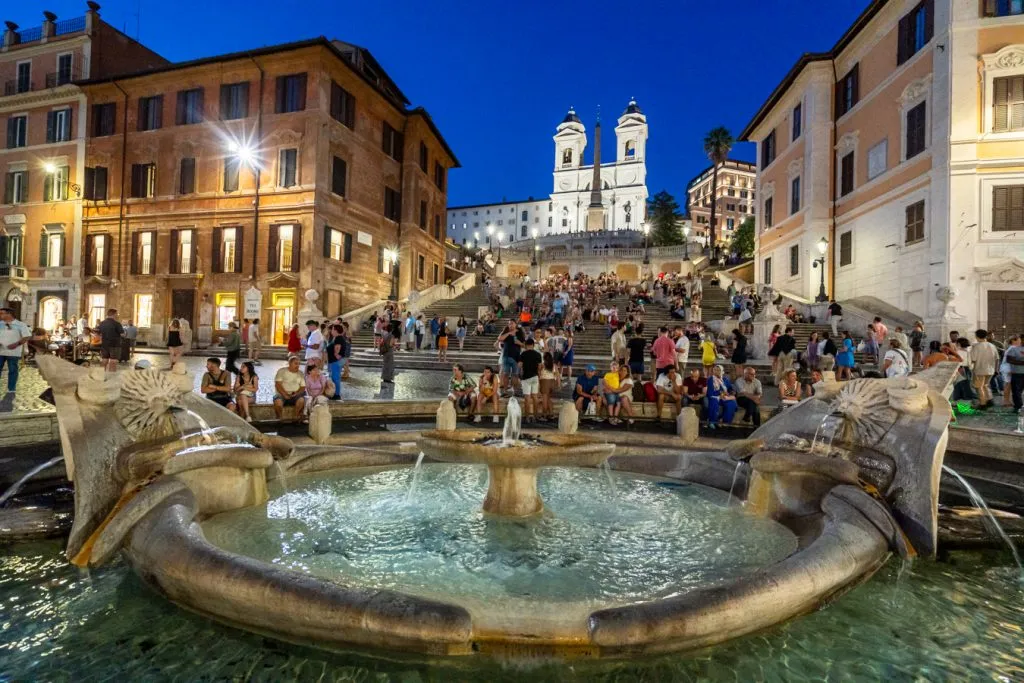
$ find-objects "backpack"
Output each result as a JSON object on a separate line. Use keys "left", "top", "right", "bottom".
{"left": 631, "top": 382, "right": 645, "bottom": 403}
{"left": 643, "top": 382, "right": 657, "bottom": 403}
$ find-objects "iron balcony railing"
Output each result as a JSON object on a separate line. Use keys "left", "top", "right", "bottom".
{"left": 46, "top": 66, "right": 81, "bottom": 88}
{"left": 54, "top": 16, "right": 86, "bottom": 36}
{"left": 3, "top": 79, "right": 35, "bottom": 96}
{"left": 0, "top": 265, "right": 27, "bottom": 279}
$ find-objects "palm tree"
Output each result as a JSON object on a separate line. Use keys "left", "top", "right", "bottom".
{"left": 703, "top": 126, "right": 734, "bottom": 258}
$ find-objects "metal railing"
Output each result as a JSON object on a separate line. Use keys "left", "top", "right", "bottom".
{"left": 3, "top": 80, "right": 35, "bottom": 97}
{"left": 0, "top": 265, "right": 27, "bottom": 279}
{"left": 46, "top": 67, "right": 81, "bottom": 88}
{"left": 15, "top": 26, "right": 42, "bottom": 43}
{"left": 54, "top": 17, "right": 86, "bottom": 36}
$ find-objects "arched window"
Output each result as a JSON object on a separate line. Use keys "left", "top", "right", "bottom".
{"left": 625, "top": 140, "right": 635, "bottom": 158}
{"left": 562, "top": 149, "right": 572, "bottom": 165}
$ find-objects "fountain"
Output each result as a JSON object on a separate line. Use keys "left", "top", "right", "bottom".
{"left": 27, "top": 355, "right": 989, "bottom": 662}
{"left": 419, "top": 397, "right": 617, "bottom": 516}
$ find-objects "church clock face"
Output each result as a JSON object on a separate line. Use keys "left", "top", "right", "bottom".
{"left": 558, "top": 178, "right": 572, "bottom": 190}
{"left": 622, "top": 170, "right": 637, "bottom": 185}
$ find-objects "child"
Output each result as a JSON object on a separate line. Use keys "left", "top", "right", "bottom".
{"left": 602, "top": 360, "right": 622, "bottom": 425}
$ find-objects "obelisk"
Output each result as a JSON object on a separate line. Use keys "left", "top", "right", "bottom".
{"left": 586, "top": 108, "right": 605, "bottom": 231}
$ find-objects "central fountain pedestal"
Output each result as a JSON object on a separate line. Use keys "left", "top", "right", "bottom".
{"left": 419, "top": 431, "right": 616, "bottom": 517}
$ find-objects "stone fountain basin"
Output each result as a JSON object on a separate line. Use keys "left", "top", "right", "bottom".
{"left": 419, "top": 430, "right": 616, "bottom": 468}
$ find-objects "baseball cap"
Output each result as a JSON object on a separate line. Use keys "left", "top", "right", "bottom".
{"left": 586, "top": 364, "right": 596, "bottom": 372}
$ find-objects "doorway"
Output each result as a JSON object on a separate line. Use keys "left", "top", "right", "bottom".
{"left": 172, "top": 290, "right": 196, "bottom": 327}
{"left": 270, "top": 291, "right": 295, "bottom": 345}
{"left": 988, "top": 290, "right": 1024, "bottom": 345}
{"left": 36, "top": 290, "right": 68, "bottom": 331}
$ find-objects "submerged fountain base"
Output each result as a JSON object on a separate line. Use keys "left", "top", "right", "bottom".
{"left": 419, "top": 431, "right": 616, "bottom": 516}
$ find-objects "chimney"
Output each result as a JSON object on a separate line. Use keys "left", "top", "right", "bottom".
{"left": 42, "top": 11, "right": 57, "bottom": 43}
{"left": 85, "top": 2, "right": 100, "bottom": 35}
{"left": 2, "top": 21, "right": 18, "bottom": 51}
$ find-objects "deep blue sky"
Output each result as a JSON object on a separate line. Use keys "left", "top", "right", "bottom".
{"left": 36, "top": 0, "right": 867, "bottom": 206}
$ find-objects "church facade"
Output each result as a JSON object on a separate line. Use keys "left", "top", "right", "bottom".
{"left": 446, "top": 101, "right": 649, "bottom": 246}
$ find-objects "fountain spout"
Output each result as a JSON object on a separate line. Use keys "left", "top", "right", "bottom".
{"left": 502, "top": 397, "right": 521, "bottom": 445}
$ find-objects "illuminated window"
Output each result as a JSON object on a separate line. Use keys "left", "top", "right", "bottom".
{"left": 216, "top": 293, "right": 237, "bottom": 329}
{"left": 93, "top": 235, "right": 105, "bottom": 274}
{"left": 134, "top": 293, "right": 154, "bottom": 328}
{"left": 46, "top": 232, "right": 63, "bottom": 267}
{"left": 88, "top": 293, "right": 106, "bottom": 326}
{"left": 223, "top": 227, "right": 237, "bottom": 272}
{"left": 178, "top": 229, "right": 193, "bottom": 274}
{"left": 279, "top": 225, "right": 293, "bottom": 271}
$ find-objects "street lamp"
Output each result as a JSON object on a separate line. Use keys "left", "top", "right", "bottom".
{"left": 682, "top": 224, "right": 691, "bottom": 260}
{"left": 535, "top": 244, "right": 541, "bottom": 276}
{"left": 42, "top": 161, "right": 81, "bottom": 198}
{"left": 486, "top": 224, "right": 494, "bottom": 251}
{"left": 813, "top": 237, "right": 829, "bottom": 302}
{"left": 227, "top": 140, "right": 262, "bottom": 278}
{"left": 496, "top": 231, "right": 504, "bottom": 264}
{"left": 473, "top": 231, "right": 479, "bottom": 249}
{"left": 385, "top": 248, "right": 399, "bottom": 300}
{"left": 531, "top": 228, "right": 539, "bottom": 266}
{"left": 642, "top": 222, "right": 650, "bottom": 264}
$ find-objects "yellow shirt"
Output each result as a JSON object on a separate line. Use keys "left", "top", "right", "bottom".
{"left": 701, "top": 340, "right": 717, "bottom": 364}
{"left": 603, "top": 372, "right": 620, "bottom": 391}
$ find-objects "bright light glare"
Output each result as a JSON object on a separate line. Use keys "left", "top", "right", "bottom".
{"left": 43, "top": 162, "right": 56, "bottom": 174}
{"left": 817, "top": 237, "right": 829, "bottom": 254}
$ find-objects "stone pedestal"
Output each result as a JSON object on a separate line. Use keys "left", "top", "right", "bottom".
{"left": 676, "top": 407, "right": 698, "bottom": 445}
{"left": 746, "top": 451, "right": 860, "bottom": 522}
{"left": 483, "top": 466, "right": 542, "bottom": 516}
{"left": 197, "top": 326, "right": 212, "bottom": 350}
{"left": 558, "top": 402, "right": 579, "bottom": 434}
{"left": 436, "top": 400, "right": 457, "bottom": 431}
{"left": 308, "top": 405, "right": 332, "bottom": 445}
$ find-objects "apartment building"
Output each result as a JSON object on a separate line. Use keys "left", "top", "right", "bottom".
{"left": 685, "top": 159, "right": 757, "bottom": 245}
{"left": 78, "top": 38, "right": 457, "bottom": 346}
{"left": 741, "top": 0, "right": 1024, "bottom": 338}
{"left": 0, "top": 3, "right": 165, "bottom": 329}
{"left": 447, "top": 199, "right": 545, "bottom": 247}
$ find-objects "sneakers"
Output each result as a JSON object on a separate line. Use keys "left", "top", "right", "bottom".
{"left": 492, "top": 415, "right": 500, "bottom": 423}
{"left": 473, "top": 415, "right": 482, "bottom": 423}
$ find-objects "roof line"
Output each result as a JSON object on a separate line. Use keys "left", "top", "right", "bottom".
{"left": 739, "top": 0, "right": 890, "bottom": 141}
{"left": 685, "top": 158, "right": 757, "bottom": 191}
{"left": 407, "top": 107, "right": 460, "bottom": 168}
{"left": 447, "top": 198, "right": 547, "bottom": 211}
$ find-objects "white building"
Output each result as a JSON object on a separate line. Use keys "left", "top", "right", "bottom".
{"left": 447, "top": 100, "right": 649, "bottom": 246}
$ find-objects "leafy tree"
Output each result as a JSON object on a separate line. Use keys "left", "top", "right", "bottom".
{"left": 703, "top": 126, "right": 734, "bottom": 254}
{"left": 731, "top": 216, "right": 755, "bottom": 258}
{"left": 646, "top": 190, "right": 684, "bottom": 246}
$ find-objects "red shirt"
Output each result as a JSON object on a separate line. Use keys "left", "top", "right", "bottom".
{"left": 683, "top": 376, "right": 707, "bottom": 398}
{"left": 652, "top": 335, "right": 676, "bottom": 369}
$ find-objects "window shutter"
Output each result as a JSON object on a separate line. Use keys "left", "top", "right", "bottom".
{"left": 296, "top": 74, "right": 307, "bottom": 111}
{"left": 220, "top": 85, "right": 230, "bottom": 118}
{"left": 190, "top": 231, "right": 198, "bottom": 274}
{"left": 897, "top": 14, "right": 910, "bottom": 66}
{"left": 291, "top": 225, "right": 301, "bottom": 272}
{"left": 130, "top": 164, "right": 141, "bottom": 198}
{"left": 323, "top": 225, "right": 332, "bottom": 258}
{"left": 38, "top": 231, "right": 48, "bottom": 267}
{"left": 3, "top": 173, "right": 12, "bottom": 204}
{"left": 176, "top": 91, "right": 187, "bottom": 125}
{"left": 212, "top": 226, "right": 223, "bottom": 273}
{"left": 924, "top": 0, "right": 934, "bottom": 44}
{"left": 994, "top": 78, "right": 1009, "bottom": 132}
{"left": 343, "top": 232, "right": 352, "bottom": 263}
{"left": 345, "top": 90, "right": 355, "bottom": 128}
{"left": 378, "top": 246, "right": 384, "bottom": 272}
{"left": 96, "top": 167, "right": 107, "bottom": 200}
{"left": 130, "top": 232, "right": 140, "bottom": 274}
{"left": 194, "top": 89, "right": 204, "bottom": 122}
{"left": 100, "top": 235, "right": 109, "bottom": 275}
{"left": 153, "top": 96, "right": 163, "bottom": 129}
{"left": 275, "top": 76, "right": 285, "bottom": 113}
{"left": 43, "top": 172, "right": 53, "bottom": 202}
{"left": 137, "top": 98, "right": 146, "bottom": 131}
{"left": 332, "top": 156, "right": 347, "bottom": 196}
{"left": 64, "top": 108, "right": 73, "bottom": 141}
{"left": 170, "top": 229, "right": 180, "bottom": 274}
{"left": 21, "top": 171, "right": 28, "bottom": 203}
{"left": 46, "top": 111, "right": 56, "bottom": 143}
{"left": 234, "top": 225, "right": 245, "bottom": 274}
{"left": 851, "top": 64, "right": 859, "bottom": 106}
{"left": 6, "top": 117, "right": 14, "bottom": 149}
{"left": 84, "top": 235, "right": 94, "bottom": 275}
{"left": 1011, "top": 76, "right": 1024, "bottom": 132}
{"left": 83, "top": 167, "right": 94, "bottom": 200}
{"left": 268, "top": 225, "right": 280, "bottom": 272}
{"left": 180, "top": 157, "right": 195, "bottom": 194}
{"left": 993, "top": 187, "right": 1009, "bottom": 231}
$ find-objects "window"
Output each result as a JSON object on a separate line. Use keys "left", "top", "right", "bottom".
{"left": 419, "top": 141, "right": 428, "bottom": 172}
{"left": 179, "top": 157, "right": 196, "bottom": 195}
{"left": 87, "top": 294, "right": 106, "bottom": 326}
{"left": 792, "top": 103, "right": 802, "bottom": 141}
{"left": 131, "top": 231, "right": 155, "bottom": 275}
{"left": 224, "top": 156, "right": 240, "bottom": 193}
{"left": 434, "top": 161, "right": 445, "bottom": 190}
{"left": 417, "top": 254, "right": 425, "bottom": 280}
{"left": 836, "top": 65, "right": 860, "bottom": 118}
{"left": 171, "top": 229, "right": 195, "bottom": 274}
{"left": 214, "top": 227, "right": 241, "bottom": 273}
{"left": 330, "top": 82, "right": 355, "bottom": 128}
{"left": 46, "top": 108, "right": 72, "bottom": 143}
{"left": 83, "top": 166, "right": 108, "bottom": 201}
{"left": 91, "top": 103, "right": 116, "bottom": 137}
{"left": 867, "top": 139, "right": 888, "bottom": 180}
{"left": 325, "top": 226, "right": 352, "bottom": 262}
{"left": 905, "top": 200, "right": 925, "bottom": 244}
{"left": 4, "top": 170, "right": 28, "bottom": 204}
{"left": 740, "top": 190, "right": 748, "bottom": 198}
{"left": 726, "top": 203, "right": 736, "bottom": 211}
{"left": 992, "top": 186, "right": 1024, "bottom": 232}
{"left": 763, "top": 256, "right": 773, "bottom": 285}
{"left": 521, "top": 210, "right": 528, "bottom": 222}
{"left": 727, "top": 218, "right": 735, "bottom": 229}
{"left": 137, "top": 95, "right": 163, "bottom": 131}
{"left": 277, "top": 225, "right": 295, "bottom": 271}
{"left": 898, "top": 0, "right": 933, "bottom": 66}
{"left": 220, "top": 82, "right": 249, "bottom": 120}
{"left": 789, "top": 244, "right": 800, "bottom": 277}
{"left": 85, "top": 234, "right": 107, "bottom": 275}
{"left": 130, "top": 164, "right": 156, "bottom": 198}
{"left": 43, "top": 166, "right": 70, "bottom": 202}
{"left": 790, "top": 176, "right": 801, "bottom": 215}
{"left": 839, "top": 230, "right": 852, "bottom": 266}
{"left": 279, "top": 148, "right": 297, "bottom": 188}
{"left": 761, "top": 130, "right": 776, "bottom": 168}
{"left": 384, "top": 186, "right": 401, "bottom": 222}
{"left": 562, "top": 149, "right": 573, "bottom": 166}
{"left": 383, "top": 122, "right": 403, "bottom": 160}
{"left": 176, "top": 88, "right": 204, "bottom": 125}
{"left": 549, "top": 217, "right": 553, "bottom": 227}
{"left": 625, "top": 140, "right": 636, "bottom": 158}
{"left": 434, "top": 215, "right": 442, "bottom": 240}
{"left": 56, "top": 54, "right": 73, "bottom": 86}
{"left": 840, "top": 152, "right": 855, "bottom": 196}
{"left": 331, "top": 156, "right": 347, "bottom": 196}
{"left": 993, "top": 76, "right": 1024, "bottom": 133}
{"left": 432, "top": 263, "right": 439, "bottom": 285}
{"left": 419, "top": 201, "right": 428, "bottom": 230}
{"left": 6, "top": 115, "right": 27, "bottom": 148}
{"left": 275, "top": 74, "right": 307, "bottom": 113}
{"left": 15, "top": 62, "right": 30, "bottom": 93}
{"left": 905, "top": 101, "right": 927, "bottom": 159}
{"left": 216, "top": 293, "right": 237, "bottom": 329}
{"left": 41, "top": 230, "right": 64, "bottom": 268}
{"left": 134, "top": 294, "right": 154, "bottom": 329}
{"left": 764, "top": 197, "right": 774, "bottom": 228}
{"left": 984, "top": 0, "right": 1024, "bottom": 16}
{"left": 378, "top": 246, "right": 392, "bottom": 274}
{"left": 727, "top": 189, "right": 735, "bottom": 197}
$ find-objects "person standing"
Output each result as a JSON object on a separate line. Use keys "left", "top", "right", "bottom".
{"left": 733, "top": 366, "right": 763, "bottom": 427}
{"left": 302, "top": 320, "right": 324, "bottom": 369}
{"left": 286, "top": 323, "right": 302, "bottom": 355}
{"left": 518, "top": 338, "right": 543, "bottom": 423}
{"left": 325, "top": 323, "right": 345, "bottom": 399}
{"left": 970, "top": 329, "right": 1000, "bottom": 410}
{"left": 626, "top": 329, "right": 647, "bottom": 379}
{"left": 872, "top": 317, "right": 889, "bottom": 366}
{"left": 730, "top": 328, "right": 748, "bottom": 379}
{"left": 241, "top": 319, "right": 250, "bottom": 358}
{"left": 651, "top": 326, "right": 676, "bottom": 378}
{"left": 248, "top": 318, "right": 262, "bottom": 365}
{"left": 437, "top": 316, "right": 449, "bottom": 363}
{"left": 123, "top": 320, "right": 138, "bottom": 362}
{"left": 380, "top": 320, "right": 399, "bottom": 384}
{"left": 456, "top": 315, "right": 468, "bottom": 351}
{"left": 404, "top": 313, "right": 416, "bottom": 351}
{"left": 0, "top": 307, "right": 31, "bottom": 395}
{"left": 826, "top": 300, "right": 843, "bottom": 336}
{"left": 909, "top": 321, "right": 925, "bottom": 368}
{"left": 167, "top": 319, "right": 184, "bottom": 369}
{"left": 96, "top": 309, "right": 124, "bottom": 373}
{"left": 221, "top": 322, "right": 242, "bottom": 376}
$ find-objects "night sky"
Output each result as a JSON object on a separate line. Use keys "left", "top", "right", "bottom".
{"left": 30, "top": 0, "right": 868, "bottom": 205}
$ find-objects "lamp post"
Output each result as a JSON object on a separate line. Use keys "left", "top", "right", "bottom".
{"left": 813, "top": 237, "right": 829, "bottom": 302}
{"left": 531, "top": 228, "right": 539, "bottom": 266}
{"left": 682, "top": 224, "right": 691, "bottom": 260}
{"left": 535, "top": 245, "right": 541, "bottom": 277}
{"left": 642, "top": 222, "right": 650, "bottom": 264}
{"left": 226, "top": 141, "right": 261, "bottom": 279}
{"left": 486, "top": 223, "right": 494, "bottom": 251}
{"left": 473, "top": 230, "right": 479, "bottom": 249}
{"left": 385, "top": 248, "right": 399, "bottom": 301}
{"left": 42, "top": 162, "right": 81, "bottom": 198}
{"left": 496, "top": 231, "right": 504, "bottom": 264}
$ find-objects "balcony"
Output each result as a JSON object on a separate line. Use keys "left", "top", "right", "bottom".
{"left": 983, "top": 0, "right": 1024, "bottom": 16}
{"left": 0, "top": 265, "right": 27, "bottom": 280}
{"left": 3, "top": 80, "right": 35, "bottom": 97}
{"left": 46, "top": 66, "right": 81, "bottom": 88}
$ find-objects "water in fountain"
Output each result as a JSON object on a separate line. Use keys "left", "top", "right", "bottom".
{"left": 406, "top": 452, "right": 426, "bottom": 502}
{"left": 810, "top": 413, "right": 838, "bottom": 454}
{"left": 727, "top": 460, "right": 744, "bottom": 506}
{"left": 0, "top": 456, "right": 65, "bottom": 507}
{"left": 600, "top": 461, "right": 617, "bottom": 496}
{"left": 502, "top": 397, "right": 522, "bottom": 445}
{"left": 181, "top": 408, "right": 214, "bottom": 444}
{"left": 942, "top": 465, "right": 1024, "bottom": 577}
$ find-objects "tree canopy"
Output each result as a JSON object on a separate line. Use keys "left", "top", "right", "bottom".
{"left": 646, "top": 190, "right": 684, "bottom": 246}
{"left": 731, "top": 216, "right": 755, "bottom": 258}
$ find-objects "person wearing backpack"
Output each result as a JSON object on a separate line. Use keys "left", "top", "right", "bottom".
{"left": 883, "top": 338, "right": 910, "bottom": 378}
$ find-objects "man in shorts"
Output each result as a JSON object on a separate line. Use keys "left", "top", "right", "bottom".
{"left": 518, "top": 338, "right": 543, "bottom": 423}
{"left": 655, "top": 365, "right": 684, "bottom": 423}
{"left": 574, "top": 364, "right": 602, "bottom": 417}
{"left": 201, "top": 357, "right": 236, "bottom": 412}
{"left": 96, "top": 308, "right": 124, "bottom": 373}
{"left": 498, "top": 320, "right": 524, "bottom": 395}
{"left": 273, "top": 355, "right": 307, "bottom": 422}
